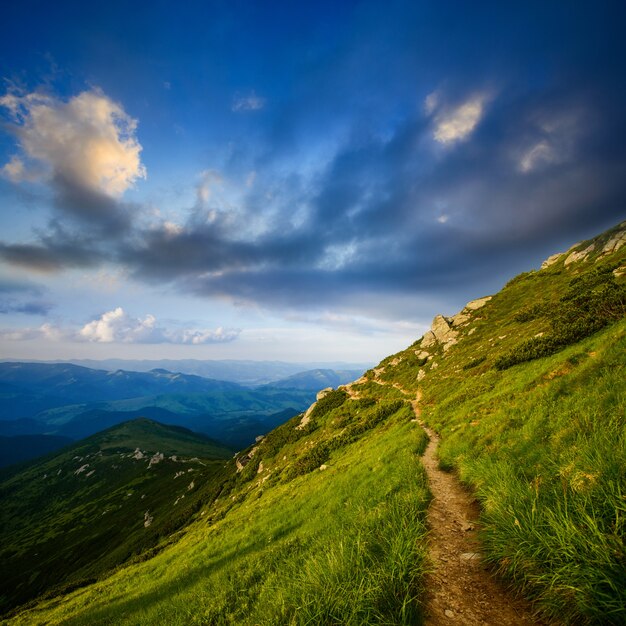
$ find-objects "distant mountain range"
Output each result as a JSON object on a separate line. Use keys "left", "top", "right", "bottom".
{"left": 8, "top": 359, "right": 373, "bottom": 385}
{"left": 0, "top": 362, "right": 365, "bottom": 462}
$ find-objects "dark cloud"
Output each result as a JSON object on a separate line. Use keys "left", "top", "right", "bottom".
{"left": 1, "top": 2, "right": 625, "bottom": 324}
{"left": 0, "top": 278, "right": 52, "bottom": 315}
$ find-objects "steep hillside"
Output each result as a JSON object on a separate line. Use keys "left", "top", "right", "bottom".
{"left": 5, "top": 221, "right": 626, "bottom": 625}
{"left": 0, "top": 420, "right": 232, "bottom": 615}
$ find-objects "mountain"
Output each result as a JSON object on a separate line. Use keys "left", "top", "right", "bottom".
{"left": 262, "top": 368, "right": 364, "bottom": 390}
{"left": 0, "top": 363, "right": 316, "bottom": 457}
{"left": 0, "top": 419, "right": 232, "bottom": 614}
{"left": 0, "top": 363, "right": 241, "bottom": 407}
{"left": 46, "top": 359, "right": 372, "bottom": 385}
{"left": 5, "top": 220, "right": 626, "bottom": 625}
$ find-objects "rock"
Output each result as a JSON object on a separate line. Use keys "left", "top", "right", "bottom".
{"left": 257, "top": 462, "right": 264, "bottom": 474}
{"left": 132, "top": 448, "right": 145, "bottom": 460}
{"left": 74, "top": 464, "right": 89, "bottom": 475}
{"left": 421, "top": 314, "right": 460, "bottom": 351}
{"left": 541, "top": 252, "right": 565, "bottom": 269}
{"left": 600, "top": 227, "right": 626, "bottom": 257}
{"left": 319, "top": 464, "right": 328, "bottom": 471}
{"left": 613, "top": 265, "right": 626, "bottom": 277}
{"left": 450, "top": 311, "right": 471, "bottom": 326}
{"left": 420, "top": 330, "right": 437, "bottom": 348}
{"left": 415, "top": 350, "right": 430, "bottom": 360}
{"left": 316, "top": 387, "right": 333, "bottom": 401}
{"left": 144, "top": 511, "right": 153, "bottom": 528}
{"left": 417, "top": 370, "right": 426, "bottom": 381}
{"left": 464, "top": 296, "right": 492, "bottom": 310}
{"left": 255, "top": 435, "right": 265, "bottom": 443}
{"left": 460, "top": 552, "right": 481, "bottom": 562}
{"left": 187, "top": 480, "right": 195, "bottom": 491}
{"left": 565, "top": 243, "right": 595, "bottom": 265}
{"left": 444, "top": 609, "right": 455, "bottom": 618}
{"left": 148, "top": 452, "right": 164, "bottom": 468}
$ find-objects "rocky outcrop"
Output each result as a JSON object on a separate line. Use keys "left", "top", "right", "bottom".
{"left": 541, "top": 252, "right": 565, "bottom": 269}
{"left": 565, "top": 243, "right": 595, "bottom": 266}
{"left": 599, "top": 226, "right": 626, "bottom": 257}
{"left": 296, "top": 387, "right": 334, "bottom": 430}
{"left": 464, "top": 296, "right": 492, "bottom": 311}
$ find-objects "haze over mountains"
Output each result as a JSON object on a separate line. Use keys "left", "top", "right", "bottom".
{"left": 13, "top": 360, "right": 373, "bottom": 386}
{"left": 0, "top": 362, "right": 365, "bottom": 465}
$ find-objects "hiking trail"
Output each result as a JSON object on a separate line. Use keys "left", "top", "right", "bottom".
{"left": 365, "top": 376, "right": 542, "bottom": 624}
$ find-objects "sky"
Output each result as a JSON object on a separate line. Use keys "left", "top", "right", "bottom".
{"left": 0, "top": 0, "right": 625, "bottom": 363}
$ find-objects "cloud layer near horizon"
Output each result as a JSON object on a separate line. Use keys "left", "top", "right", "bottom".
{"left": 1, "top": 307, "right": 240, "bottom": 345}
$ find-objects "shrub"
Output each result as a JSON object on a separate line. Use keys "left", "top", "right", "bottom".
{"left": 309, "top": 388, "right": 348, "bottom": 421}
{"left": 496, "top": 267, "right": 626, "bottom": 370}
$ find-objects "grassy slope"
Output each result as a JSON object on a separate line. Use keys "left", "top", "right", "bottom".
{"left": 7, "top": 222, "right": 626, "bottom": 625}
{"left": 0, "top": 420, "right": 232, "bottom": 615}
{"left": 10, "top": 389, "right": 430, "bottom": 625}
{"left": 374, "top": 226, "right": 626, "bottom": 624}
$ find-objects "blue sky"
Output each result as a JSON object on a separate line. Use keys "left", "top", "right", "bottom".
{"left": 0, "top": 0, "right": 625, "bottom": 362}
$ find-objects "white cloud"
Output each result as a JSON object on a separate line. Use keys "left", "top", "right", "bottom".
{"left": 0, "top": 89, "right": 146, "bottom": 196}
{"left": 423, "top": 90, "right": 440, "bottom": 115}
{"left": 232, "top": 91, "right": 266, "bottom": 112}
{"left": 196, "top": 169, "right": 223, "bottom": 205}
{"left": 0, "top": 308, "right": 240, "bottom": 345}
{"left": 78, "top": 308, "right": 240, "bottom": 344}
{"left": 518, "top": 140, "right": 556, "bottom": 173}
{"left": 432, "top": 95, "right": 487, "bottom": 144}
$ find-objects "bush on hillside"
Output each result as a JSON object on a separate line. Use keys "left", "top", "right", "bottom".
{"left": 496, "top": 266, "right": 626, "bottom": 370}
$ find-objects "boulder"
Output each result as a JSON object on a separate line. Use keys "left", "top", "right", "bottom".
{"left": 464, "top": 296, "right": 492, "bottom": 310}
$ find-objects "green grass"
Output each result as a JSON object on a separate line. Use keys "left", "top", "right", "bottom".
{"left": 9, "top": 392, "right": 430, "bottom": 625}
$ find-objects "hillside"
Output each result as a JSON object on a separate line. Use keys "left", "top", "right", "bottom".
{"left": 0, "top": 420, "right": 232, "bottom": 615}
{"left": 4, "top": 221, "right": 626, "bottom": 625}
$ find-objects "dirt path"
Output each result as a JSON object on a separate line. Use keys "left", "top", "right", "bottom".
{"left": 408, "top": 391, "right": 540, "bottom": 625}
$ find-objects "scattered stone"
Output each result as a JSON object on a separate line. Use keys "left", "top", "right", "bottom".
{"left": 460, "top": 552, "right": 481, "bottom": 562}
{"left": 86, "top": 470, "right": 95, "bottom": 477}
{"left": 257, "top": 462, "right": 264, "bottom": 474}
{"left": 187, "top": 480, "right": 195, "bottom": 491}
{"left": 462, "top": 522, "right": 474, "bottom": 532}
{"left": 319, "top": 464, "right": 328, "bottom": 471}
{"left": 144, "top": 511, "right": 153, "bottom": 527}
{"left": 613, "top": 265, "right": 626, "bottom": 277}
{"left": 132, "top": 448, "right": 145, "bottom": 460}
{"left": 467, "top": 327, "right": 477, "bottom": 335}
{"left": 255, "top": 435, "right": 265, "bottom": 443}
{"left": 444, "top": 609, "right": 455, "bottom": 618}
{"left": 174, "top": 471, "right": 185, "bottom": 479}
{"left": 415, "top": 350, "right": 430, "bottom": 360}
{"left": 74, "top": 464, "right": 89, "bottom": 475}
{"left": 148, "top": 452, "right": 164, "bottom": 468}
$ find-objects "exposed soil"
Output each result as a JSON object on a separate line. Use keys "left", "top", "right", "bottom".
{"left": 410, "top": 391, "right": 541, "bottom": 625}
